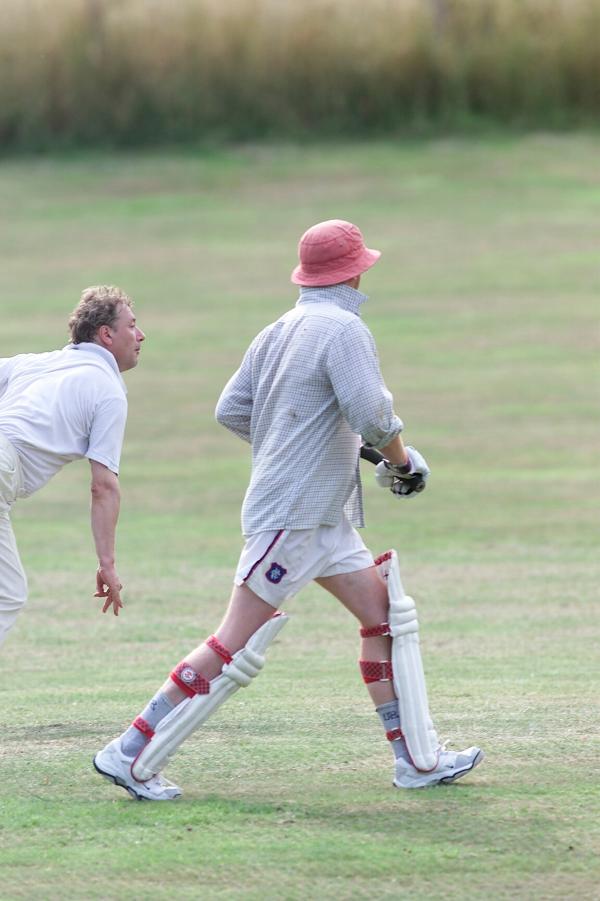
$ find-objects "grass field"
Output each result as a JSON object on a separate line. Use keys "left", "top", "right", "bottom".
{"left": 0, "top": 135, "right": 598, "bottom": 900}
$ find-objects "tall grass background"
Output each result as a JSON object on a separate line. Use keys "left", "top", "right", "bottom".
{"left": 2, "top": 0, "right": 600, "bottom": 150}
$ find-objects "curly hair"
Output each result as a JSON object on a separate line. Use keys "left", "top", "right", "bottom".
{"left": 68, "top": 286, "right": 133, "bottom": 345}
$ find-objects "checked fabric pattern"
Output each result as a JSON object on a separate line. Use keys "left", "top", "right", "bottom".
{"left": 215, "top": 285, "right": 403, "bottom": 533}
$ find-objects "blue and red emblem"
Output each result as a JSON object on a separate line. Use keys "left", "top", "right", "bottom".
{"left": 265, "top": 562, "right": 287, "bottom": 584}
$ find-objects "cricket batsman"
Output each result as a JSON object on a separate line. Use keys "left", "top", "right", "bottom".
{"left": 0, "top": 285, "right": 145, "bottom": 647}
{"left": 94, "top": 219, "right": 483, "bottom": 800}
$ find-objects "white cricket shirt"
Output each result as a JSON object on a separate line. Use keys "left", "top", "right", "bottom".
{"left": 0, "top": 343, "right": 128, "bottom": 496}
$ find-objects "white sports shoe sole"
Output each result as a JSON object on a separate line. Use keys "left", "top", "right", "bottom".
{"left": 93, "top": 738, "right": 182, "bottom": 801}
{"left": 394, "top": 746, "right": 484, "bottom": 789}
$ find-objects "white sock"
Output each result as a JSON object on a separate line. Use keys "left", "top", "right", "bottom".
{"left": 376, "top": 700, "right": 411, "bottom": 763}
{"left": 120, "top": 691, "right": 175, "bottom": 757}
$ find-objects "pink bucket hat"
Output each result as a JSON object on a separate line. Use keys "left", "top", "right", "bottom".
{"left": 291, "top": 219, "right": 381, "bottom": 286}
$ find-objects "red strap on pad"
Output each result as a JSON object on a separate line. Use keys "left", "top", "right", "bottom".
{"left": 206, "top": 635, "right": 233, "bottom": 665}
{"left": 360, "top": 622, "right": 391, "bottom": 638}
{"left": 386, "top": 727, "right": 404, "bottom": 742}
{"left": 170, "top": 661, "right": 210, "bottom": 697}
{"left": 132, "top": 716, "right": 155, "bottom": 739}
{"left": 359, "top": 659, "right": 393, "bottom": 684}
{"left": 374, "top": 550, "right": 393, "bottom": 566}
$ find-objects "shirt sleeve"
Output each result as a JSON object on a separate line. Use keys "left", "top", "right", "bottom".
{"left": 86, "top": 395, "right": 128, "bottom": 474}
{"left": 326, "top": 318, "right": 403, "bottom": 449}
{"left": 215, "top": 345, "right": 254, "bottom": 443}
{"left": 0, "top": 357, "right": 16, "bottom": 401}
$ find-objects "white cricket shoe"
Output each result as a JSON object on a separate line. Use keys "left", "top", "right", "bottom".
{"left": 394, "top": 746, "right": 484, "bottom": 789}
{"left": 93, "top": 738, "right": 182, "bottom": 801}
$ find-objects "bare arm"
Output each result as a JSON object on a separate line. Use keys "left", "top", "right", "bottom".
{"left": 89, "top": 460, "right": 123, "bottom": 616}
{"left": 379, "top": 434, "right": 409, "bottom": 467}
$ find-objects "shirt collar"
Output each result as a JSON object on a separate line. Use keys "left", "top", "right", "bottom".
{"left": 296, "top": 284, "right": 369, "bottom": 316}
{"left": 64, "top": 342, "right": 127, "bottom": 393}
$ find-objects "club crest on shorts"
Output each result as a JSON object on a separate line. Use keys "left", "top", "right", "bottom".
{"left": 265, "top": 562, "right": 287, "bottom": 584}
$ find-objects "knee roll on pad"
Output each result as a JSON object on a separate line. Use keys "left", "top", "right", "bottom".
{"left": 374, "top": 550, "right": 439, "bottom": 772}
{"left": 132, "top": 612, "right": 288, "bottom": 782}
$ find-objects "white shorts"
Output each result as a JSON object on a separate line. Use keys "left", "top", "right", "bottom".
{"left": 234, "top": 516, "right": 374, "bottom": 608}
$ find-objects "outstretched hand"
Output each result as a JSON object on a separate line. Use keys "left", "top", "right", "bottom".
{"left": 95, "top": 565, "right": 124, "bottom": 616}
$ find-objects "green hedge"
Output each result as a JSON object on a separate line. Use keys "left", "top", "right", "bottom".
{"left": 3, "top": 0, "right": 600, "bottom": 149}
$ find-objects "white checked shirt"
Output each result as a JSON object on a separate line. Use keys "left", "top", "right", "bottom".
{"left": 215, "top": 285, "right": 403, "bottom": 533}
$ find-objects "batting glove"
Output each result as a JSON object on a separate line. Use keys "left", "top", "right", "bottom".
{"left": 375, "top": 446, "right": 430, "bottom": 498}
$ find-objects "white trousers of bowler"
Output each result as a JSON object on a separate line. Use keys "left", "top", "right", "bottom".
{"left": 0, "top": 434, "right": 27, "bottom": 648}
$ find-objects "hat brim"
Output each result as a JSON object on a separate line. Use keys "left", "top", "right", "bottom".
{"left": 291, "top": 247, "right": 381, "bottom": 287}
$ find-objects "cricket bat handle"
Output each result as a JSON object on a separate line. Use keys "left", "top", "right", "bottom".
{"left": 359, "top": 445, "right": 386, "bottom": 466}
{"left": 359, "top": 445, "right": 425, "bottom": 493}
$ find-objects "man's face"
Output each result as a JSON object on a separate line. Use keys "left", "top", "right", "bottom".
{"left": 104, "top": 304, "right": 145, "bottom": 372}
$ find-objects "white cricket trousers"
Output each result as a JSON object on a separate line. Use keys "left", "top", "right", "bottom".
{"left": 0, "top": 434, "right": 28, "bottom": 648}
